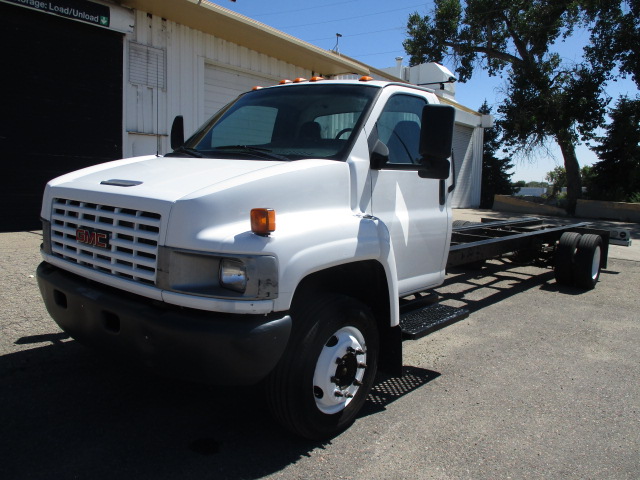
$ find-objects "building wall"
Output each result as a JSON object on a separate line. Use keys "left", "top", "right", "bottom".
{"left": 123, "top": 11, "right": 310, "bottom": 157}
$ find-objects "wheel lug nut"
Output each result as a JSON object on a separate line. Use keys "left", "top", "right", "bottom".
{"left": 352, "top": 379, "right": 363, "bottom": 387}
{"left": 357, "top": 362, "right": 367, "bottom": 369}
{"left": 347, "top": 347, "right": 365, "bottom": 355}
{"left": 334, "top": 390, "right": 353, "bottom": 399}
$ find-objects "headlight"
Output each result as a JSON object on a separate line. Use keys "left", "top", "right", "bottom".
{"left": 157, "top": 248, "right": 277, "bottom": 299}
{"left": 219, "top": 259, "right": 247, "bottom": 293}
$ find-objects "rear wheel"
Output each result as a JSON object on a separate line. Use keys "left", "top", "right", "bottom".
{"left": 554, "top": 232, "right": 581, "bottom": 286}
{"left": 573, "top": 234, "right": 603, "bottom": 290}
{"left": 266, "top": 294, "right": 379, "bottom": 439}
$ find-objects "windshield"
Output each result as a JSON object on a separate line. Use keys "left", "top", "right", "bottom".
{"left": 181, "top": 84, "right": 379, "bottom": 161}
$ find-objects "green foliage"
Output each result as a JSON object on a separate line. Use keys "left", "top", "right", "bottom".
{"left": 584, "top": 0, "right": 640, "bottom": 88}
{"left": 546, "top": 166, "right": 567, "bottom": 197}
{"left": 478, "top": 101, "right": 515, "bottom": 207}
{"left": 589, "top": 96, "right": 640, "bottom": 201}
{"left": 402, "top": 0, "right": 618, "bottom": 214}
{"left": 580, "top": 165, "right": 596, "bottom": 198}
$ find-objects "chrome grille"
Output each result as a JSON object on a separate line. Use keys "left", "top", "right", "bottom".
{"left": 50, "top": 198, "right": 161, "bottom": 285}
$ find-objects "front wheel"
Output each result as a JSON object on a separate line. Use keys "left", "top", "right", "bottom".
{"left": 266, "top": 294, "right": 379, "bottom": 439}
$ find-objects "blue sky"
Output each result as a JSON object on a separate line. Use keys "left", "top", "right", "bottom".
{"left": 219, "top": 0, "right": 638, "bottom": 182}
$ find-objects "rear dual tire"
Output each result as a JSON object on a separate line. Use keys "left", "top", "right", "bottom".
{"left": 554, "top": 232, "right": 603, "bottom": 290}
{"left": 573, "top": 234, "right": 603, "bottom": 290}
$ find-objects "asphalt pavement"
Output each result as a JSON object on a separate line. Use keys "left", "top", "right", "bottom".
{"left": 1, "top": 213, "right": 638, "bottom": 479}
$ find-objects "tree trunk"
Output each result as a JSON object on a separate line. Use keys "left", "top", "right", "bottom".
{"left": 556, "top": 132, "right": 582, "bottom": 215}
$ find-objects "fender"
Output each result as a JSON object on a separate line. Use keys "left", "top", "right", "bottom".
{"left": 272, "top": 211, "right": 403, "bottom": 328}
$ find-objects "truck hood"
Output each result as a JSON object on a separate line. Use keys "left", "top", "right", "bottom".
{"left": 42, "top": 155, "right": 353, "bottom": 252}
{"left": 45, "top": 155, "right": 285, "bottom": 202}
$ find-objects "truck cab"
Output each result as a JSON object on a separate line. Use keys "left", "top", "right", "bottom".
{"left": 37, "top": 78, "right": 456, "bottom": 439}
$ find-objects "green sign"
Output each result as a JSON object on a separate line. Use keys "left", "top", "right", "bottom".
{"left": 4, "top": 0, "right": 111, "bottom": 28}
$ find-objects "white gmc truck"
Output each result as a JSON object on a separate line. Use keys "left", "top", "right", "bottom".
{"left": 37, "top": 78, "right": 610, "bottom": 439}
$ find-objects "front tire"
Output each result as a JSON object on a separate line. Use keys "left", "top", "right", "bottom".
{"left": 266, "top": 294, "right": 379, "bottom": 439}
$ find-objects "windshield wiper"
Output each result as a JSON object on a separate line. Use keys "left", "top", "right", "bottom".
{"left": 214, "top": 145, "right": 290, "bottom": 162}
{"left": 165, "top": 145, "right": 203, "bottom": 158}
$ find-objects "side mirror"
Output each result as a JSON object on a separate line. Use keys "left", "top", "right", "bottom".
{"left": 418, "top": 104, "right": 455, "bottom": 179}
{"left": 170, "top": 115, "right": 185, "bottom": 150}
{"left": 419, "top": 158, "right": 451, "bottom": 179}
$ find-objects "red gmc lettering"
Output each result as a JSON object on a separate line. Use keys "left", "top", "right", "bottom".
{"left": 76, "top": 229, "right": 108, "bottom": 248}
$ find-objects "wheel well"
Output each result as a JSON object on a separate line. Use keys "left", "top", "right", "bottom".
{"left": 292, "top": 260, "right": 401, "bottom": 374}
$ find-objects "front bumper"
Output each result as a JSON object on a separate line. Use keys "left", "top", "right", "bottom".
{"left": 36, "top": 262, "right": 291, "bottom": 385}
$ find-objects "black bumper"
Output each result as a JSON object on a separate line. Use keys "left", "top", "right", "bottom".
{"left": 36, "top": 262, "right": 291, "bottom": 385}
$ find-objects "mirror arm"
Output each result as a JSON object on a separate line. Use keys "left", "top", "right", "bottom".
{"left": 370, "top": 139, "right": 390, "bottom": 170}
{"left": 438, "top": 151, "right": 456, "bottom": 206}
{"left": 447, "top": 150, "right": 456, "bottom": 193}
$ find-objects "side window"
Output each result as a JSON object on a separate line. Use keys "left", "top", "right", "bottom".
{"left": 376, "top": 94, "right": 426, "bottom": 166}
{"left": 209, "top": 105, "right": 277, "bottom": 147}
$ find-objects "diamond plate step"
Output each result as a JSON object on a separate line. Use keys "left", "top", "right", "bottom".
{"left": 400, "top": 304, "right": 470, "bottom": 340}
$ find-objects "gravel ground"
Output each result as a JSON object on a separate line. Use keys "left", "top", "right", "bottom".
{"left": 1, "top": 219, "right": 638, "bottom": 480}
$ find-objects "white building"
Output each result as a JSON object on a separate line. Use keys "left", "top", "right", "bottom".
{"left": 1, "top": 0, "right": 487, "bottom": 230}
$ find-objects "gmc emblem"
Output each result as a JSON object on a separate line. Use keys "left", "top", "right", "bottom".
{"left": 76, "top": 228, "right": 110, "bottom": 249}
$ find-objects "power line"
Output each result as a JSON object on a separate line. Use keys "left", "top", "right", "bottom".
{"left": 306, "top": 26, "right": 404, "bottom": 43}
{"left": 279, "top": 2, "right": 427, "bottom": 29}
{"left": 351, "top": 49, "right": 406, "bottom": 58}
{"left": 249, "top": 0, "right": 359, "bottom": 18}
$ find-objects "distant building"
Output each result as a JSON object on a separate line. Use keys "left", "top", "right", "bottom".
{"left": 515, "top": 187, "right": 548, "bottom": 197}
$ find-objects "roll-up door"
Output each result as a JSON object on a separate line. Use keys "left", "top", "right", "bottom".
{"left": 204, "top": 64, "right": 276, "bottom": 120}
{"left": 0, "top": 2, "right": 123, "bottom": 232}
{"left": 450, "top": 124, "right": 475, "bottom": 208}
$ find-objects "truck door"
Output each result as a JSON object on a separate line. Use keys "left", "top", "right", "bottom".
{"left": 368, "top": 93, "right": 450, "bottom": 294}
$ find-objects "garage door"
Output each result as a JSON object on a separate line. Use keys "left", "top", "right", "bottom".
{"left": 451, "top": 124, "right": 475, "bottom": 208}
{"left": 204, "top": 65, "right": 276, "bottom": 120}
{"left": 0, "top": 3, "right": 123, "bottom": 232}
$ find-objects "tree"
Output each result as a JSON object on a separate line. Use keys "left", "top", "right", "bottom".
{"left": 403, "top": 0, "right": 608, "bottom": 214}
{"left": 545, "top": 165, "right": 596, "bottom": 198}
{"left": 546, "top": 166, "right": 567, "bottom": 197}
{"left": 478, "top": 101, "right": 515, "bottom": 207}
{"left": 584, "top": 0, "right": 640, "bottom": 88}
{"left": 589, "top": 96, "right": 640, "bottom": 201}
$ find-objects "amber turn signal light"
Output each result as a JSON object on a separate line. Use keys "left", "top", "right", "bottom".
{"left": 251, "top": 208, "right": 276, "bottom": 236}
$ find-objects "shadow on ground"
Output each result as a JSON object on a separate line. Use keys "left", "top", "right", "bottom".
{"left": 0, "top": 334, "right": 438, "bottom": 480}
{"left": 437, "top": 257, "right": 622, "bottom": 311}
